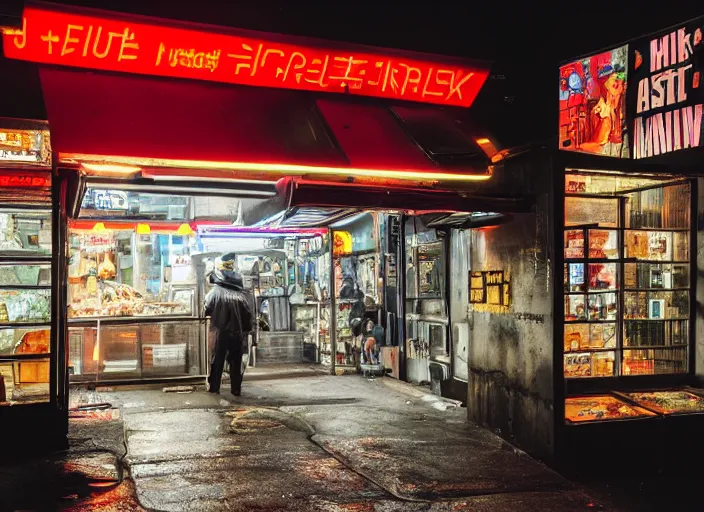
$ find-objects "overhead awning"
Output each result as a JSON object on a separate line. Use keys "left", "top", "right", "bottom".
{"left": 243, "top": 177, "right": 531, "bottom": 226}
{"left": 37, "top": 67, "right": 496, "bottom": 186}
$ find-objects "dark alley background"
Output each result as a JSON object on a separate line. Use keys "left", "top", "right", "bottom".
{"left": 2, "top": 1, "right": 704, "bottom": 150}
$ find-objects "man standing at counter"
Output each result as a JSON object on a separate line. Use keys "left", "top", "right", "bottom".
{"left": 205, "top": 254, "right": 254, "bottom": 396}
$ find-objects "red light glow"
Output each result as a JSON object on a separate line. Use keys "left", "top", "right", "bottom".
{"left": 0, "top": 172, "right": 50, "bottom": 187}
{"left": 3, "top": 6, "right": 489, "bottom": 108}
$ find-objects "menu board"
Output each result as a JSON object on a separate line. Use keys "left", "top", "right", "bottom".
{"left": 621, "top": 391, "right": 704, "bottom": 416}
{"left": 565, "top": 395, "right": 656, "bottom": 423}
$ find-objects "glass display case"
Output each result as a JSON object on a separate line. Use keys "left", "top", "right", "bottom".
{"left": 564, "top": 395, "right": 656, "bottom": 423}
{"left": 563, "top": 173, "right": 692, "bottom": 378}
{"left": 618, "top": 390, "right": 704, "bottom": 416}
{"left": 0, "top": 206, "right": 53, "bottom": 405}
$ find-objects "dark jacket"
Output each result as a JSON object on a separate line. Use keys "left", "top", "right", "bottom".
{"left": 205, "top": 273, "right": 254, "bottom": 342}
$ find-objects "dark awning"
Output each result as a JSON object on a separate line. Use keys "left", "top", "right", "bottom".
{"left": 243, "top": 177, "right": 531, "bottom": 225}
{"left": 37, "top": 67, "right": 496, "bottom": 186}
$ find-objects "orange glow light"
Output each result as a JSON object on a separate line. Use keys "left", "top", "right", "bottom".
{"left": 63, "top": 153, "right": 492, "bottom": 182}
{"left": 91, "top": 222, "right": 107, "bottom": 233}
{"left": 474, "top": 137, "right": 498, "bottom": 160}
{"left": 80, "top": 162, "right": 142, "bottom": 175}
{"left": 176, "top": 223, "right": 194, "bottom": 236}
{"left": 136, "top": 223, "right": 151, "bottom": 235}
{"left": 4, "top": 6, "right": 489, "bottom": 108}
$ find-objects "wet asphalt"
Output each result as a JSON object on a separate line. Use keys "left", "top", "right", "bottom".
{"left": 1, "top": 374, "right": 604, "bottom": 511}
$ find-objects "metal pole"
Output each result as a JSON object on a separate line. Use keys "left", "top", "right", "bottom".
{"left": 397, "top": 214, "right": 407, "bottom": 382}
{"left": 329, "top": 228, "right": 337, "bottom": 376}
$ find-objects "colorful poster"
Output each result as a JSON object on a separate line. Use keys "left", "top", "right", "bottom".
{"left": 629, "top": 18, "right": 704, "bottom": 159}
{"left": 559, "top": 46, "right": 629, "bottom": 157}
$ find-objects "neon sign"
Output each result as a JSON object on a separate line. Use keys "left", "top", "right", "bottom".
{"left": 0, "top": 172, "right": 50, "bottom": 187}
{"left": 3, "top": 6, "right": 489, "bottom": 108}
{"left": 631, "top": 21, "right": 704, "bottom": 159}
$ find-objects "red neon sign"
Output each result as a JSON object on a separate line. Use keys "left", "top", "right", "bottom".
{"left": 0, "top": 173, "right": 50, "bottom": 187}
{"left": 3, "top": 6, "right": 489, "bottom": 108}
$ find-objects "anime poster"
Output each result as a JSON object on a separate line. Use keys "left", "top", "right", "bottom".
{"left": 559, "top": 46, "right": 629, "bottom": 157}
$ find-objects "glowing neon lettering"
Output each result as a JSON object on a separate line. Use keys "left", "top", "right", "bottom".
{"left": 2, "top": 6, "right": 489, "bottom": 108}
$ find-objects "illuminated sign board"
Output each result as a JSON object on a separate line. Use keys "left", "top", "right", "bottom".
{"left": 0, "top": 172, "right": 50, "bottom": 187}
{"left": 559, "top": 16, "right": 704, "bottom": 160}
{"left": 630, "top": 20, "right": 703, "bottom": 159}
{"left": 558, "top": 46, "right": 629, "bottom": 158}
{"left": 3, "top": 6, "right": 489, "bottom": 108}
{"left": 0, "top": 127, "right": 51, "bottom": 166}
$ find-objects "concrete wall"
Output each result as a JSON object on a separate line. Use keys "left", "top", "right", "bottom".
{"left": 449, "top": 229, "right": 470, "bottom": 383}
{"left": 467, "top": 192, "right": 554, "bottom": 460}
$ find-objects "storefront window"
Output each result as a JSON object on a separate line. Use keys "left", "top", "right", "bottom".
{"left": 79, "top": 189, "right": 191, "bottom": 221}
{"left": 68, "top": 228, "right": 196, "bottom": 318}
{"left": 0, "top": 209, "right": 52, "bottom": 256}
{"left": 563, "top": 173, "right": 691, "bottom": 378}
{"left": 0, "top": 207, "right": 52, "bottom": 405}
{"left": 68, "top": 321, "right": 201, "bottom": 380}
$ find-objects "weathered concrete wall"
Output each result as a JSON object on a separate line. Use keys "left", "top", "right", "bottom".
{"left": 467, "top": 194, "right": 554, "bottom": 460}
{"left": 449, "top": 229, "right": 470, "bottom": 383}
{"left": 695, "top": 178, "right": 704, "bottom": 381}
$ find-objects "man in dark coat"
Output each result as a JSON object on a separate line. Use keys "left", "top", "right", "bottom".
{"left": 205, "top": 253, "right": 254, "bottom": 396}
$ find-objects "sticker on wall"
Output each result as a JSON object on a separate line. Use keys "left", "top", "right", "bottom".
{"left": 332, "top": 231, "right": 352, "bottom": 256}
{"left": 469, "top": 270, "right": 510, "bottom": 312}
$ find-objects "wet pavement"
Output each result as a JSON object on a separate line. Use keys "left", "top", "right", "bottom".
{"left": 1, "top": 375, "right": 605, "bottom": 511}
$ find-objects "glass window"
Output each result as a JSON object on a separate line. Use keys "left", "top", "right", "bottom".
{"left": 0, "top": 209, "right": 51, "bottom": 256}
{"left": 625, "top": 183, "right": 690, "bottom": 229}
{"left": 565, "top": 197, "right": 618, "bottom": 227}
{"left": 588, "top": 230, "right": 619, "bottom": 259}
{"left": 0, "top": 289, "right": 51, "bottom": 324}
{"left": 565, "top": 263, "right": 585, "bottom": 292}
{"left": 79, "top": 188, "right": 192, "bottom": 221}
{"left": 0, "top": 263, "right": 51, "bottom": 286}
{"left": 624, "top": 263, "right": 689, "bottom": 290}
{"left": 68, "top": 228, "right": 196, "bottom": 319}
{"left": 564, "top": 230, "right": 584, "bottom": 259}
{"left": 0, "top": 328, "right": 50, "bottom": 355}
{"left": 563, "top": 175, "right": 692, "bottom": 378}
{"left": 417, "top": 242, "right": 444, "bottom": 297}
{"left": 0, "top": 357, "right": 50, "bottom": 405}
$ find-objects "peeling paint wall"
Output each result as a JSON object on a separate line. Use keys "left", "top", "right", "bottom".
{"left": 450, "top": 229, "right": 470, "bottom": 382}
{"left": 467, "top": 193, "right": 554, "bottom": 460}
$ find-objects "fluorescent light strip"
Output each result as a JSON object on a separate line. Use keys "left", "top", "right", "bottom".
{"left": 65, "top": 153, "right": 492, "bottom": 182}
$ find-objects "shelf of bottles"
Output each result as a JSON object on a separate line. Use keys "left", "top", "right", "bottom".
{"left": 563, "top": 175, "right": 691, "bottom": 379}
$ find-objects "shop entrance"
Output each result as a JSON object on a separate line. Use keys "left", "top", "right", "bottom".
{"left": 63, "top": 174, "right": 519, "bottom": 393}
{"left": 65, "top": 176, "right": 400, "bottom": 388}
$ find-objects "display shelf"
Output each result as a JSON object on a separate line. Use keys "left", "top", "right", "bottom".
{"left": 565, "top": 319, "right": 619, "bottom": 324}
{"left": 565, "top": 290, "right": 617, "bottom": 295}
{"left": 623, "top": 227, "right": 690, "bottom": 232}
{"left": 624, "top": 288, "right": 689, "bottom": 292}
{"left": 564, "top": 395, "right": 658, "bottom": 423}
{"left": 615, "top": 390, "right": 704, "bottom": 416}
{"left": 563, "top": 176, "right": 693, "bottom": 380}
{"left": 564, "top": 347, "right": 617, "bottom": 354}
